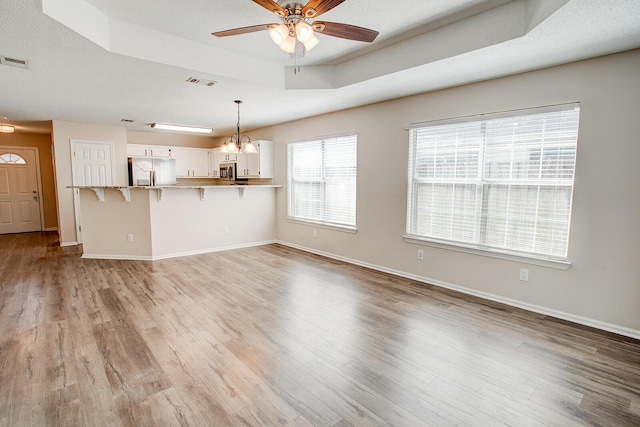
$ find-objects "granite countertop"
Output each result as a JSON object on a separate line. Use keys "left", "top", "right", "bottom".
{"left": 69, "top": 184, "right": 282, "bottom": 189}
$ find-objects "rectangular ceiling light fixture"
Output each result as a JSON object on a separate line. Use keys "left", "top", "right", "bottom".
{"left": 0, "top": 125, "right": 15, "bottom": 133}
{"left": 151, "top": 123, "right": 212, "bottom": 134}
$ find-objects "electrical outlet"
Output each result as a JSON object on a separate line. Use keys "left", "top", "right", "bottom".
{"left": 313, "top": 230, "right": 318, "bottom": 238}
{"left": 417, "top": 249, "right": 424, "bottom": 260}
{"left": 519, "top": 268, "right": 529, "bottom": 282}
{"left": 224, "top": 227, "right": 229, "bottom": 235}
{"left": 127, "top": 233, "right": 134, "bottom": 242}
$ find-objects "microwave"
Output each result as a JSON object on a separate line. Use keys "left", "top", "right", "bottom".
{"left": 219, "top": 162, "right": 247, "bottom": 181}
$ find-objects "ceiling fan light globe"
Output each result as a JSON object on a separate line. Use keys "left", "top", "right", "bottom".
{"left": 280, "top": 35, "right": 296, "bottom": 53}
{"left": 295, "top": 21, "right": 314, "bottom": 42}
{"left": 269, "top": 24, "right": 289, "bottom": 46}
{"left": 303, "top": 34, "right": 320, "bottom": 51}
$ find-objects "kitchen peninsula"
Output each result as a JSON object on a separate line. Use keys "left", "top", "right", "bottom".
{"left": 74, "top": 184, "right": 281, "bottom": 260}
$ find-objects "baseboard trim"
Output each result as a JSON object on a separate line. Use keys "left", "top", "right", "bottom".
{"left": 276, "top": 241, "right": 640, "bottom": 341}
{"left": 60, "top": 241, "right": 78, "bottom": 247}
{"left": 82, "top": 253, "right": 154, "bottom": 261}
{"left": 43, "top": 227, "right": 58, "bottom": 232}
{"left": 150, "top": 240, "right": 277, "bottom": 261}
{"left": 82, "top": 240, "right": 277, "bottom": 261}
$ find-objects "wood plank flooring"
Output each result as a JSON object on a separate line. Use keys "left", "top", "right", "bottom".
{"left": 1, "top": 231, "right": 639, "bottom": 426}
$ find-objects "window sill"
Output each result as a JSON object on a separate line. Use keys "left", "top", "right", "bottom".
{"left": 286, "top": 217, "right": 357, "bottom": 234}
{"left": 403, "top": 235, "right": 571, "bottom": 270}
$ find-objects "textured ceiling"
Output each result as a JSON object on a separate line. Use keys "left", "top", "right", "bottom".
{"left": 1, "top": 0, "right": 639, "bottom": 136}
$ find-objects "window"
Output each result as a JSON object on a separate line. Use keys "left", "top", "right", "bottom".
{"left": 287, "top": 134, "right": 357, "bottom": 230}
{"left": 0, "top": 153, "right": 26, "bottom": 164}
{"left": 406, "top": 104, "right": 580, "bottom": 261}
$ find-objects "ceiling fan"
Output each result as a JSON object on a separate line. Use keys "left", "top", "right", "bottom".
{"left": 212, "top": 0, "right": 379, "bottom": 54}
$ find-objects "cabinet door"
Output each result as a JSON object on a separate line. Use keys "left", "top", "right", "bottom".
{"left": 256, "top": 140, "right": 273, "bottom": 178}
{"left": 127, "top": 144, "right": 149, "bottom": 157}
{"left": 210, "top": 148, "right": 221, "bottom": 177}
{"left": 190, "top": 149, "right": 210, "bottom": 177}
{"left": 148, "top": 146, "right": 171, "bottom": 158}
{"left": 242, "top": 140, "right": 273, "bottom": 178}
{"left": 221, "top": 153, "right": 237, "bottom": 162}
{"left": 236, "top": 153, "right": 248, "bottom": 178}
{"left": 170, "top": 147, "right": 191, "bottom": 177}
{"left": 238, "top": 152, "right": 260, "bottom": 177}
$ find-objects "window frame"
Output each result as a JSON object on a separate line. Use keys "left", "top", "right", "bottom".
{"left": 286, "top": 133, "right": 358, "bottom": 232}
{"left": 404, "top": 103, "right": 580, "bottom": 269}
{"left": 0, "top": 153, "right": 27, "bottom": 164}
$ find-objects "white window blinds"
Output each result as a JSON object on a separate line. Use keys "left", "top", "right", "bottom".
{"left": 287, "top": 134, "right": 357, "bottom": 229}
{"left": 406, "top": 104, "right": 580, "bottom": 260}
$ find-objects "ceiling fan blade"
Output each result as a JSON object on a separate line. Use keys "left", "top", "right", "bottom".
{"left": 301, "top": 0, "right": 347, "bottom": 18}
{"left": 212, "top": 24, "right": 277, "bottom": 37}
{"left": 252, "top": 0, "right": 287, "bottom": 16}
{"left": 312, "top": 21, "right": 379, "bottom": 42}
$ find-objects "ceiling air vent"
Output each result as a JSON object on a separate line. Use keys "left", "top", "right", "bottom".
{"left": 186, "top": 77, "right": 217, "bottom": 87}
{"left": 0, "top": 55, "right": 28, "bottom": 69}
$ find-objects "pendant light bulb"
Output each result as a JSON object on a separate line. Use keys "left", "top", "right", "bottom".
{"left": 243, "top": 140, "right": 258, "bottom": 154}
{"left": 227, "top": 141, "right": 239, "bottom": 154}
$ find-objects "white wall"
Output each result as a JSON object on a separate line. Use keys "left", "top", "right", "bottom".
{"left": 256, "top": 49, "right": 640, "bottom": 335}
{"left": 149, "top": 187, "right": 276, "bottom": 258}
{"left": 51, "top": 121, "right": 128, "bottom": 245}
{"left": 79, "top": 188, "right": 152, "bottom": 257}
{"left": 126, "top": 130, "right": 218, "bottom": 148}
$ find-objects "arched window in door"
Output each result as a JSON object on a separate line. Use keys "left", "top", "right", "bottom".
{"left": 0, "top": 153, "right": 27, "bottom": 164}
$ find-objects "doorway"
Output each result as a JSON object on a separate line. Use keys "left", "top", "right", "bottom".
{"left": 71, "top": 140, "right": 114, "bottom": 244}
{"left": 0, "top": 147, "right": 43, "bottom": 234}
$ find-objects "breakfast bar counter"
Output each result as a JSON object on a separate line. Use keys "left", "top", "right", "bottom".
{"left": 72, "top": 184, "right": 281, "bottom": 260}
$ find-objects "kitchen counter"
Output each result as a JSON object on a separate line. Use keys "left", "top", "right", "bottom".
{"left": 73, "top": 184, "right": 280, "bottom": 260}
{"left": 70, "top": 184, "right": 281, "bottom": 202}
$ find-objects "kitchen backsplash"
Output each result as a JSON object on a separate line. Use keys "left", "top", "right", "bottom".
{"left": 175, "top": 178, "right": 273, "bottom": 186}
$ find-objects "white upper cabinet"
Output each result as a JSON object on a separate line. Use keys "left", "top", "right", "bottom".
{"left": 236, "top": 140, "right": 273, "bottom": 178}
{"left": 127, "top": 144, "right": 171, "bottom": 158}
{"left": 220, "top": 152, "right": 237, "bottom": 162}
{"left": 170, "top": 147, "right": 210, "bottom": 177}
{"left": 210, "top": 148, "right": 221, "bottom": 177}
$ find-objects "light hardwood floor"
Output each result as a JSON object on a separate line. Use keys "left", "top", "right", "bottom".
{"left": 1, "top": 232, "right": 639, "bottom": 426}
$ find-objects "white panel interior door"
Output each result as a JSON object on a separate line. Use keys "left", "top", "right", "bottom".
{"left": 72, "top": 140, "right": 113, "bottom": 243}
{"left": 0, "top": 148, "right": 42, "bottom": 234}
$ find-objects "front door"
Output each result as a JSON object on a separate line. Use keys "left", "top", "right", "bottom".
{"left": 0, "top": 148, "right": 42, "bottom": 234}
{"left": 71, "top": 140, "right": 113, "bottom": 243}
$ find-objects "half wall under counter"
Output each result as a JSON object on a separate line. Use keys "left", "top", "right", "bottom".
{"left": 73, "top": 185, "right": 281, "bottom": 260}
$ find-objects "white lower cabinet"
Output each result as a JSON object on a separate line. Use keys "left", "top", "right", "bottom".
{"left": 170, "top": 147, "right": 210, "bottom": 177}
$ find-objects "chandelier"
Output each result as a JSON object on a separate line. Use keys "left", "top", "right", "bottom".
{"left": 221, "top": 100, "right": 257, "bottom": 154}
